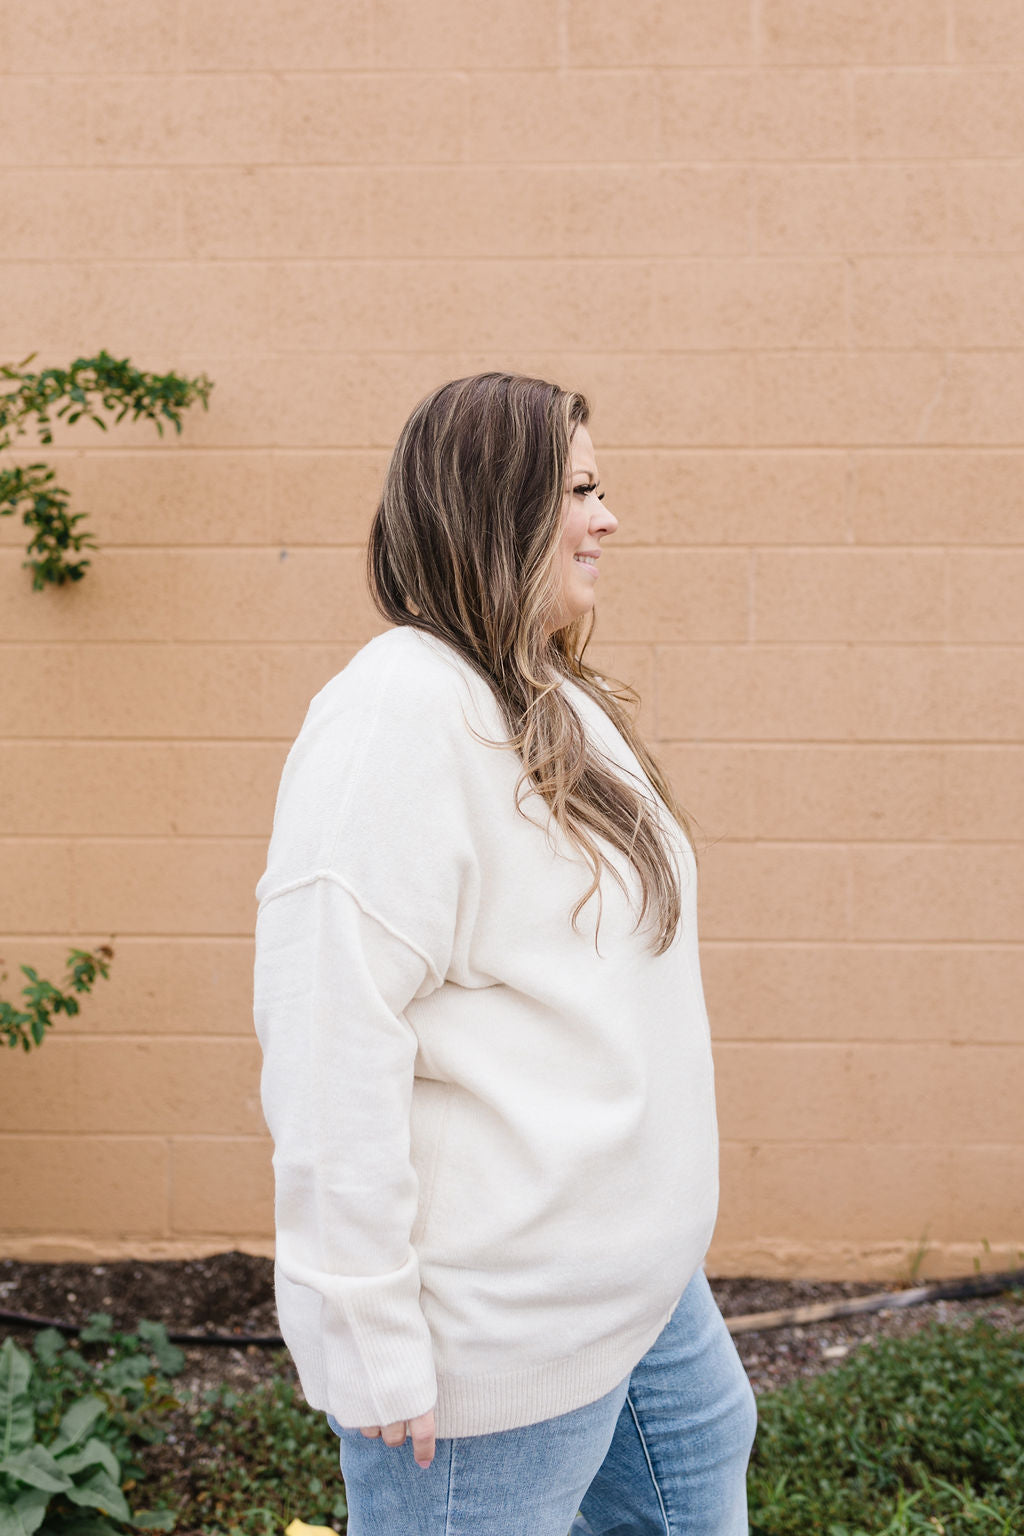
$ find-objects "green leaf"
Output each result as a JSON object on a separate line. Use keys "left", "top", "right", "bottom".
{"left": 64, "top": 1467, "right": 132, "bottom": 1523}
{"left": 0, "top": 1444, "right": 72, "bottom": 1493}
{"left": 132, "top": 1511, "right": 177, "bottom": 1531}
{"left": 57, "top": 1437, "right": 120, "bottom": 1482}
{"left": 51, "top": 1397, "right": 106, "bottom": 1456}
{"left": 30, "top": 1331, "right": 64, "bottom": 1369}
{"left": 135, "top": 1322, "right": 184, "bottom": 1377}
{"left": 0, "top": 1485, "right": 48, "bottom": 1536}
{"left": 0, "top": 1341, "right": 33, "bottom": 1459}
{"left": 78, "top": 1315, "right": 113, "bottom": 1345}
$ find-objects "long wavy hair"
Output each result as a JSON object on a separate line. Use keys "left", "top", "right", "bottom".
{"left": 367, "top": 372, "right": 697, "bottom": 955}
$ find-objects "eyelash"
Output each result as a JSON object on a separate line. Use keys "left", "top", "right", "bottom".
{"left": 575, "top": 484, "right": 605, "bottom": 501}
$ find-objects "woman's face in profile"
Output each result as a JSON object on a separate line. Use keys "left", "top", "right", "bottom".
{"left": 547, "top": 425, "right": 618, "bottom": 634}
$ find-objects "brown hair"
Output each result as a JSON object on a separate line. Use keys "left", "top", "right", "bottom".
{"left": 367, "top": 372, "right": 697, "bottom": 954}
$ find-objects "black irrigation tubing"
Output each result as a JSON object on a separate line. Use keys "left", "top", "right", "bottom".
{"left": 0, "top": 1310, "right": 286, "bottom": 1348}
{"left": 1, "top": 1267, "right": 1022, "bottom": 1348}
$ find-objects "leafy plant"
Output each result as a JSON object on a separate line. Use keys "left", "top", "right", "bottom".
{"left": 1, "top": 943, "right": 114, "bottom": 1052}
{"left": 748, "top": 1317, "right": 1024, "bottom": 1535}
{"left": 0, "top": 351, "right": 213, "bottom": 588}
{"left": 0, "top": 1318, "right": 182, "bottom": 1536}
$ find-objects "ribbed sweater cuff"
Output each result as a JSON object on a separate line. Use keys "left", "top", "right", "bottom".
{"left": 276, "top": 1257, "right": 437, "bottom": 1429}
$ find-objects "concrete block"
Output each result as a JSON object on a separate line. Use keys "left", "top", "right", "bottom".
{"left": 655, "top": 644, "right": 856, "bottom": 741}
{"left": 182, "top": 168, "right": 371, "bottom": 260}
{"left": 653, "top": 259, "right": 846, "bottom": 349}
{"left": 0, "top": 841, "right": 75, "bottom": 932}
{"left": 0, "top": 1136, "right": 168, "bottom": 1237}
{"left": 567, "top": 0, "right": 752, "bottom": 67}
{"left": 170, "top": 1137, "right": 274, "bottom": 1235}
{"left": 948, "top": 162, "right": 1024, "bottom": 250}
{"left": 850, "top": 451, "right": 1024, "bottom": 543}
{"left": 659, "top": 69, "right": 850, "bottom": 160}
{"left": 170, "top": 549, "right": 376, "bottom": 643}
{"left": 373, "top": 0, "right": 554, "bottom": 68}
{"left": 282, "top": 73, "right": 464, "bottom": 163}
{"left": 0, "top": 171, "right": 181, "bottom": 260}
{"left": 0, "top": 550, "right": 176, "bottom": 644}
{"left": 86, "top": 75, "right": 284, "bottom": 165}
{"left": 0, "top": 1039, "right": 77, "bottom": 1133}
{"left": 268, "top": 451, "right": 386, "bottom": 545}
{"left": 756, "top": 164, "right": 946, "bottom": 253}
{"left": 73, "top": 1038, "right": 263, "bottom": 1135}
{"left": 761, "top": 0, "right": 945, "bottom": 63}
{"left": 701, "top": 941, "right": 1024, "bottom": 1044}
{"left": 698, "top": 841, "right": 849, "bottom": 940}
{"left": 55, "top": 937, "right": 258, "bottom": 1037}
{"left": 466, "top": 71, "right": 658, "bottom": 162}
{"left": 0, "top": 78, "right": 92, "bottom": 165}
{"left": 0, "top": 648, "right": 77, "bottom": 737}
{"left": 2, "top": 0, "right": 178, "bottom": 70}
{"left": 595, "top": 450, "right": 847, "bottom": 546}
{"left": 179, "top": 0, "right": 372, "bottom": 69}
{"left": 852, "top": 646, "right": 1024, "bottom": 741}
{"left": 952, "top": 0, "right": 1024, "bottom": 62}
{"left": 0, "top": 742, "right": 172, "bottom": 836}
{"left": 753, "top": 549, "right": 946, "bottom": 642}
{"left": 751, "top": 352, "right": 949, "bottom": 446}
{"left": 849, "top": 845, "right": 1024, "bottom": 942}
{"left": 851, "top": 256, "right": 1024, "bottom": 348}
{"left": 595, "top": 551, "right": 749, "bottom": 643}
{"left": 854, "top": 69, "right": 1024, "bottom": 159}
{"left": 79, "top": 451, "right": 271, "bottom": 546}
{"left": 947, "top": 551, "right": 1024, "bottom": 641}
{"left": 71, "top": 838, "right": 264, "bottom": 937}
{"left": 168, "top": 742, "right": 286, "bottom": 836}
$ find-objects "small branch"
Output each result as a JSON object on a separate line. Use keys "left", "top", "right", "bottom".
{"left": 0, "top": 350, "right": 213, "bottom": 588}
{"left": 0, "top": 942, "right": 115, "bottom": 1052}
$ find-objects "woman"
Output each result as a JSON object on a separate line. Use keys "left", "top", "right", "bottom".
{"left": 253, "top": 373, "right": 756, "bottom": 1535}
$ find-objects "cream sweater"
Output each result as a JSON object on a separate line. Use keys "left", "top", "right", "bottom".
{"left": 253, "top": 626, "right": 719, "bottom": 1438}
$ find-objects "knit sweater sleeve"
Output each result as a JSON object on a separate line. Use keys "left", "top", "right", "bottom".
{"left": 254, "top": 873, "right": 438, "bottom": 1428}
{"left": 252, "top": 635, "right": 488, "bottom": 1427}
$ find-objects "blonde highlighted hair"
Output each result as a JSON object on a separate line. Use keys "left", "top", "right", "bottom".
{"left": 367, "top": 372, "right": 697, "bottom": 955}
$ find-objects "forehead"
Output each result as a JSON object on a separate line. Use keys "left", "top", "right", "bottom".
{"left": 569, "top": 424, "right": 597, "bottom": 474}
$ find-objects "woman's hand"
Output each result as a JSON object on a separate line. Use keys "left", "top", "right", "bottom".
{"left": 360, "top": 1408, "right": 436, "bottom": 1469}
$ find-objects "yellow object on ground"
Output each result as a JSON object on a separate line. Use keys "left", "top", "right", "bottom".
{"left": 285, "top": 1521, "right": 337, "bottom": 1536}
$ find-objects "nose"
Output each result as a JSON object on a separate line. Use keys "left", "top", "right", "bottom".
{"left": 592, "top": 495, "right": 617, "bottom": 537}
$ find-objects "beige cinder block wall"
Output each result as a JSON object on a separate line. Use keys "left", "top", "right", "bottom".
{"left": 1, "top": 0, "right": 1022, "bottom": 1278}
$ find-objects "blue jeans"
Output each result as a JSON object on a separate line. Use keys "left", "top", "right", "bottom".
{"left": 326, "top": 1268, "right": 756, "bottom": 1535}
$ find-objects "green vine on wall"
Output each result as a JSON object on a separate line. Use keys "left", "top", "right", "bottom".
{"left": 1, "top": 943, "right": 115, "bottom": 1052}
{"left": 0, "top": 351, "right": 213, "bottom": 589}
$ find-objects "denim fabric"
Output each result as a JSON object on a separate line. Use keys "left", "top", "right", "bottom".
{"left": 326, "top": 1268, "right": 756, "bottom": 1536}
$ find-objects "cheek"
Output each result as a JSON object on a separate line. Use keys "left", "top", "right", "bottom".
{"left": 561, "top": 502, "right": 587, "bottom": 559}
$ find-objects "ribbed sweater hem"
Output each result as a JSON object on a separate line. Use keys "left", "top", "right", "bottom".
{"left": 433, "top": 1295, "right": 681, "bottom": 1437}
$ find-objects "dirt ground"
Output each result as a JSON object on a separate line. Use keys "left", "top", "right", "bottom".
{"left": 3, "top": 1249, "right": 1023, "bottom": 1402}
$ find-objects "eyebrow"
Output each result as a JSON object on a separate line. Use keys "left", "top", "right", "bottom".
{"left": 573, "top": 471, "right": 600, "bottom": 484}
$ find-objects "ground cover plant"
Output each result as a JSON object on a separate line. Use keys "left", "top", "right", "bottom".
{"left": 748, "top": 1318, "right": 1024, "bottom": 1535}
{"left": 141, "top": 1317, "right": 1024, "bottom": 1536}
{"left": 142, "top": 1373, "right": 346, "bottom": 1536}
{"left": 0, "top": 1313, "right": 182, "bottom": 1534}
{"left": 4, "top": 1259, "right": 1022, "bottom": 1535}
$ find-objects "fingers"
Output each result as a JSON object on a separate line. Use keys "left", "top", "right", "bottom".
{"left": 356, "top": 1409, "right": 436, "bottom": 1469}
{"left": 409, "top": 1408, "right": 436, "bottom": 1469}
